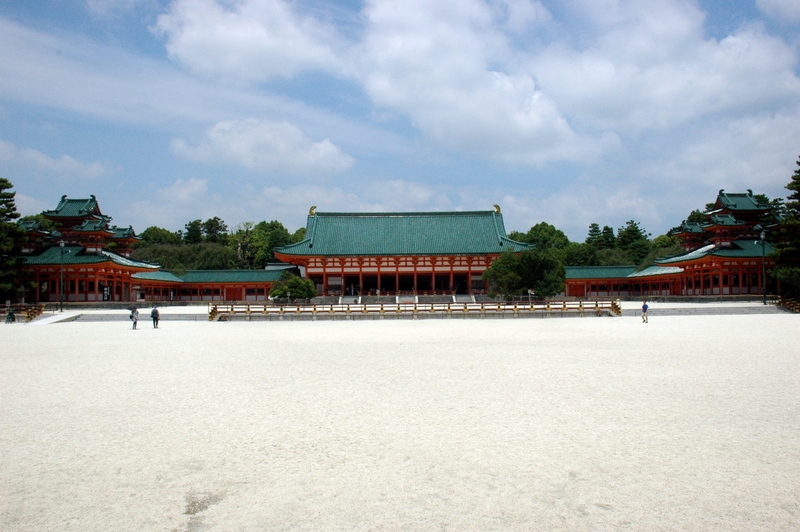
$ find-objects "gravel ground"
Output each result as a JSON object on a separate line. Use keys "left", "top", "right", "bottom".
{"left": 1, "top": 311, "right": 798, "bottom": 531}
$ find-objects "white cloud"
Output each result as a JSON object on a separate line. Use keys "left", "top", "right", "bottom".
{"left": 13, "top": 193, "right": 50, "bottom": 218}
{"left": 154, "top": 177, "right": 208, "bottom": 204}
{"left": 155, "top": 0, "right": 344, "bottom": 82}
{"left": 171, "top": 118, "right": 355, "bottom": 176}
{"left": 756, "top": 0, "right": 800, "bottom": 23}
{"left": 0, "top": 138, "right": 107, "bottom": 178}
{"left": 531, "top": 3, "right": 800, "bottom": 131}
{"left": 638, "top": 109, "right": 800, "bottom": 193}
{"left": 358, "top": 0, "right": 610, "bottom": 165}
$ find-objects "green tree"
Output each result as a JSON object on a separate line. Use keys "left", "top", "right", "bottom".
{"left": 786, "top": 156, "right": 800, "bottom": 213}
{"left": 617, "top": 220, "right": 652, "bottom": 263}
{"left": 291, "top": 227, "right": 306, "bottom": 242}
{"left": 636, "top": 234, "right": 685, "bottom": 271}
{"left": 0, "top": 178, "right": 25, "bottom": 302}
{"left": 482, "top": 249, "right": 565, "bottom": 298}
{"left": 523, "top": 222, "right": 570, "bottom": 251}
{"left": 518, "top": 249, "right": 566, "bottom": 297}
{"left": 228, "top": 222, "right": 255, "bottom": 269}
{"left": 585, "top": 223, "right": 602, "bottom": 247}
{"left": 564, "top": 242, "right": 598, "bottom": 266}
{"left": 202, "top": 217, "right": 228, "bottom": 244}
{"left": 596, "top": 248, "right": 634, "bottom": 266}
{"left": 686, "top": 209, "right": 706, "bottom": 223}
{"left": 132, "top": 242, "right": 236, "bottom": 270}
{"left": 19, "top": 213, "right": 56, "bottom": 232}
{"left": 138, "top": 226, "right": 182, "bottom": 246}
{"left": 600, "top": 225, "right": 616, "bottom": 249}
{"left": 184, "top": 219, "right": 203, "bottom": 244}
{"left": 482, "top": 252, "right": 523, "bottom": 298}
{"left": 773, "top": 156, "right": 800, "bottom": 297}
{"left": 269, "top": 271, "right": 317, "bottom": 300}
{"left": 251, "top": 220, "right": 292, "bottom": 267}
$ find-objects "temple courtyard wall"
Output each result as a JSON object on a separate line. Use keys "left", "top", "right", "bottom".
{"left": 1, "top": 305, "right": 798, "bottom": 531}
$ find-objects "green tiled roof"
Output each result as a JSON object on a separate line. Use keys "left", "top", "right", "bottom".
{"left": 275, "top": 210, "right": 534, "bottom": 256}
{"left": 43, "top": 195, "right": 104, "bottom": 218}
{"left": 18, "top": 219, "right": 49, "bottom": 234}
{"left": 708, "top": 190, "right": 770, "bottom": 213}
{"left": 656, "top": 244, "right": 715, "bottom": 264}
{"left": 711, "top": 239, "right": 775, "bottom": 258}
{"left": 627, "top": 265, "right": 683, "bottom": 278}
{"left": 565, "top": 266, "right": 637, "bottom": 279}
{"left": 567, "top": 265, "right": 683, "bottom": 281}
{"left": 676, "top": 221, "right": 705, "bottom": 234}
{"left": 74, "top": 219, "right": 114, "bottom": 233}
{"left": 22, "top": 245, "right": 159, "bottom": 269}
{"left": 706, "top": 214, "right": 744, "bottom": 227}
{"left": 656, "top": 240, "right": 774, "bottom": 264}
{"left": 132, "top": 271, "right": 184, "bottom": 283}
{"left": 177, "top": 269, "right": 290, "bottom": 283}
{"left": 111, "top": 226, "right": 139, "bottom": 240}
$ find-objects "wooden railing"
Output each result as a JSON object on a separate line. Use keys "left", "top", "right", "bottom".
{"left": 3, "top": 304, "right": 46, "bottom": 323}
{"left": 780, "top": 298, "right": 800, "bottom": 313}
{"left": 208, "top": 300, "right": 622, "bottom": 321}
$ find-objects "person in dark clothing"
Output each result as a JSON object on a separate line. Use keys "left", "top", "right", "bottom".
{"left": 151, "top": 307, "right": 160, "bottom": 328}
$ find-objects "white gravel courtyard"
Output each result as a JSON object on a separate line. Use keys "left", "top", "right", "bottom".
{"left": 1, "top": 309, "right": 799, "bottom": 531}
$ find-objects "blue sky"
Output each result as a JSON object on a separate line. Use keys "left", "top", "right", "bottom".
{"left": 1, "top": 0, "right": 798, "bottom": 241}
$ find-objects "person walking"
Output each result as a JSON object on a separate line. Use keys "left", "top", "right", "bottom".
{"left": 641, "top": 301, "right": 649, "bottom": 323}
{"left": 151, "top": 307, "right": 159, "bottom": 328}
{"left": 130, "top": 308, "right": 139, "bottom": 329}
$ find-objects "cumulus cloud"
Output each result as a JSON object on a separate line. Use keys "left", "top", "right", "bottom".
{"left": 638, "top": 110, "right": 800, "bottom": 191}
{"left": 756, "top": 0, "right": 800, "bottom": 23}
{"left": 0, "top": 138, "right": 107, "bottom": 178}
{"left": 155, "top": 0, "right": 344, "bottom": 81}
{"left": 357, "top": 0, "right": 611, "bottom": 164}
{"left": 154, "top": 177, "right": 208, "bottom": 204}
{"left": 171, "top": 118, "right": 355, "bottom": 176}
{"left": 532, "top": 4, "right": 800, "bottom": 131}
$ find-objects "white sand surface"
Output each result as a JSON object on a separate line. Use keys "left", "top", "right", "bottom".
{"left": 1, "top": 312, "right": 799, "bottom": 531}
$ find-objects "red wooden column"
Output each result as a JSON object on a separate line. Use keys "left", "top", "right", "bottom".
{"left": 448, "top": 257, "right": 455, "bottom": 292}
{"left": 738, "top": 264, "right": 743, "bottom": 294}
{"left": 430, "top": 257, "right": 439, "bottom": 294}
{"left": 321, "top": 258, "right": 328, "bottom": 295}
{"left": 340, "top": 258, "right": 346, "bottom": 295}
{"left": 467, "top": 257, "right": 473, "bottom": 294}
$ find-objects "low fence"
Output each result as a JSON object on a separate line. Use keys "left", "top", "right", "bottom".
{"left": 780, "top": 297, "right": 800, "bottom": 313}
{"left": 3, "top": 304, "right": 46, "bottom": 323}
{"left": 208, "top": 300, "right": 622, "bottom": 321}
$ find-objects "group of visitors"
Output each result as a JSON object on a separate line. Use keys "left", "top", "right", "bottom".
{"left": 130, "top": 307, "right": 159, "bottom": 329}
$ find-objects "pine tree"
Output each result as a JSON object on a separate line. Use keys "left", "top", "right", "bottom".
{"left": 786, "top": 156, "right": 800, "bottom": 216}
{"left": 0, "top": 178, "right": 25, "bottom": 302}
{"left": 773, "top": 156, "right": 800, "bottom": 297}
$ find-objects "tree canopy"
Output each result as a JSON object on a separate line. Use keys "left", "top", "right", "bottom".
{"left": 131, "top": 217, "right": 303, "bottom": 272}
{"left": 482, "top": 249, "right": 565, "bottom": 299}
{"left": 772, "top": 156, "right": 800, "bottom": 297}
{"left": 269, "top": 271, "right": 317, "bottom": 300}
{"left": 0, "top": 178, "right": 26, "bottom": 302}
